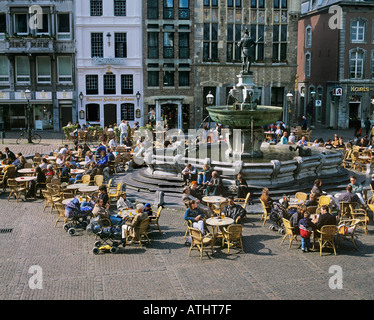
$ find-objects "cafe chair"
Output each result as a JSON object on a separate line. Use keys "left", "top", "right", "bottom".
{"left": 295, "top": 192, "right": 308, "bottom": 201}
{"left": 94, "top": 175, "right": 104, "bottom": 187}
{"left": 338, "top": 202, "right": 356, "bottom": 222}
{"left": 54, "top": 202, "right": 68, "bottom": 228}
{"left": 108, "top": 183, "right": 122, "bottom": 205}
{"left": 280, "top": 218, "right": 299, "bottom": 249}
{"left": 42, "top": 189, "right": 61, "bottom": 214}
{"left": 222, "top": 224, "right": 244, "bottom": 254}
{"left": 318, "top": 195, "right": 331, "bottom": 207}
{"left": 149, "top": 206, "right": 163, "bottom": 235}
{"left": 184, "top": 219, "right": 193, "bottom": 239}
{"left": 188, "top": 227, "right": 214, "bottom": 259}
{"left": 260, "top": 199, "right": 270, "bottom": 226}
{"left": 337, "top": 219, "right": 360, "bottom": 250}
{"left": 212, "top": 201, "right": 228, "bottom": 217}
{"left": 350, "top": 207, "right": 369, "bottom": 235}
{"left": 7, "top": 179, "right": 27, "bottom": 202}
{"left": 316, "top": 225, "right": 337, "bottom": 256}
{"left": 125, "top": 217, "right": 150, "bottom": 249}
{"left": 234, "top": 192, "right": 251, "bottom": 222}
{"left": 24, "top": 162, "right": 33, "bottom": 168}
{"left": 81, "top": 175, "right": 91, "bottom": 185}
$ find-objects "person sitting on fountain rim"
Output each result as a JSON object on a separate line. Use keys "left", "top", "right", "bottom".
{"left": 260, "top": 187, "right": 273, "bottom": 213}
{"left": 297, "top": 136, "right": 308, "bottom": 146}
{"left": 182, "top": 163, "right": 197, "bottom": 186}
{"left": 222, "top": 196, "right": 247, "bottom": 224}
{"left": 280, "top": 131, "right": 288, "bottom": 145}
{"left": 205, "top": 171, "right": 223, "bottom": 196}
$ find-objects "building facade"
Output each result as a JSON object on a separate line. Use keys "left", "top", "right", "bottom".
{"left": 193, "top": 0, "right": 301, "bottom": 128}
{"left": 76, "top": 0, "right": 143, "bottom": 129}
{"left": 297, "top": 0, "right": 374, "bottom": 129}
{"left": 0, "top": 0, "right": 76, "bottom": 132}
{"left": 142, "top": 0, "right": 195, "bottom": 130}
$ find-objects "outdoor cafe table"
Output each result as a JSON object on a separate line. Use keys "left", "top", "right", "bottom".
{"left": 62, "top": 197, "right": 89, "bottom": 205}
{"left": 44, "top": 156, "right": 56, "bottom": 161}
{"left": 206, "top": 216, "right": 234, "bottom": 244}
{"left": 17, "top": 168, "right": 36, "bottom": 176}
{"left": 117, "top": 209, "right": 137, "bottom": 219}
{"left": 202, "top": 196, "right": 227, "bottom": 213}
{"left": 70, "top": 169, "right": 85, "bottom": 175}
{"left": 15, "top": 176, "right": 36, "bottom": 190}
{"left": 78, "top": 185, "right": 99, "bottom": 198}
{"left": 66, "top": 183, "right": 88, "bottom": 194}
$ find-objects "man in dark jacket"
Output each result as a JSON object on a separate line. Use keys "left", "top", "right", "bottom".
{"left": 315, "top": 205, "right": 336, "bottom": 231}
{"left": 222, "top": 196, "right": 246, "bottom": 223}
{"left": 205, "top": 171, "right": 223, "bottom": 196}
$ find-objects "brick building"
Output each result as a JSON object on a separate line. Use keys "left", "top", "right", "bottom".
{"left": 297, "top": 0, "right": 374, "bottom": 129}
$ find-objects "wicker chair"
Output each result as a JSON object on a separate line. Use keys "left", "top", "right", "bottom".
{"left": 316, "top": 225, "right": 337, "bottom": 256}
{"left": 125, "top": 217, "right": 150, "bottom": 249}
{"left": 234, "top": 192, "right": 251, "bottom": 222}
{"left": 94, "top": 175, "right": 104, "bottom": 187}
{"left": 280, "top": 218, "right": 299, "bottom": 249}
{"left": 337, "top": 218, "right": 360, "bottom": 250}
{"left": 222, "top": 224, "right": 244, "bottom": 253}
{"left": 54, "top": 202, "right": 68, "bottom": 227}
{"left": 295, "top": 192, "right": 308, "bottom": 201}
{"left": 7, "top": 179, "right": 27, "bottom": 202}
{"left": 148, "top": 206, "right": 163, "bottom": 235}
{"left": 260, "top": 199, "right": 270, "bottom": 226}
{"left": 188, "top": 227, "right": 214, "bottom": 259}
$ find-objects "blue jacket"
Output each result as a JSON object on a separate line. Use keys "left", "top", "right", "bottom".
{"left": 97, "top": 155, "right": 108, "bottom": 166}
{"left": 184, "top": 208, "right": 205, "bottom": 223}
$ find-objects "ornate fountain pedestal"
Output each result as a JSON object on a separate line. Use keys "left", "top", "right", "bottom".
{"left": 228, "top": 127, "right": 264, "bottom": 159}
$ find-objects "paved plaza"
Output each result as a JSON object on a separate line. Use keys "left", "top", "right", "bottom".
{"left": 1, "top": 129, "right": 374, "bottom": 305}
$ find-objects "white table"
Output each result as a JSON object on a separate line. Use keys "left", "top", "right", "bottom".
{"left": 70, "top": 169, "right": 85, "bottom": 175}
{"left": 18, "top": 168, "right": 36, "bottom": 175}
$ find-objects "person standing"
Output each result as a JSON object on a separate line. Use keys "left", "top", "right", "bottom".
{"left": 364, "top": 117, "right": 372, "bottom": 136}
{"left": 298, "top": 211, "right": 316, "bottom": 253}
{"left": 118, "top": 120, "right": 128, "bottom": 146}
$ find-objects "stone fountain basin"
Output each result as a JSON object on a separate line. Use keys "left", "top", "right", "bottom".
{"left": 206, "top": 105, "right": 283, "bottom": 129}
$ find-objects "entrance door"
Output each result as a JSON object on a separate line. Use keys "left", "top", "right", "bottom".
{"left": 61, "top": 105, "right": 72, "bottom": 128}
{"left": 104, "top": 104, "right": 117, "bottom": 128}
{"left": 10, "top": 105, "right": 27, "bottom": 130}
{"left": 349, "top": 102, "right": 360, "bottom": 128}
{"left": 161, "top": 104, "right": 178, "bottom": 129}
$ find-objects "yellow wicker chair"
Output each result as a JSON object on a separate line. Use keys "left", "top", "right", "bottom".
{"left": 316, "top": 225, "right": 337, "bottom": 256}
{"left": 188, "top": 227, "right": 214, "bottom": 259}
{"left": 281, "top": 218, "right": 299, "bottom": 249}
{"left": 260, "top": 199, "right": 270, "bottom": 226}
{"left": 222, "top": 224, "right": 244, "bottom": 253}
{"left": 149, "top": 206, "right": 163, "bottom": 235}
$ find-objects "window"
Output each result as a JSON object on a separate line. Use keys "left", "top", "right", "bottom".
{"left": 350, "top": 49, "right": 365, "bottom": 79}
{"left": 148, "top": 0, "right": 159, "bottom": 19}
{"left": 351, "top": 19, "right": 366, "bottom": 43}
{"left": 57, "top": 57, "right": 72, "bottom": 83}
{"left": 16, "top": 56, "right": 30, "bottom": 83}
{"left": 371, "top": 51, "right": 374, "bottom": 79}
{"left": 163, "top": 32, "right": 174, "bottom": 58}
{"left": 203, "top": 23, "right": 218, "bottom": 61}
{"left": 179, "top": 33, "right": 189, "bottom": 59}
{"left": 115, "top": 33, "right": 127, "bottom": 58}
{"left": 114, "top": 0, "right": 126, "bottom": 16}
{"left": 305, "top": 26, "right": 312, "bottom": 48}
{"left": 148, "top": 32, "right": 159, "bottom": 58}
{"left": 36, "top": 57, "right": 51, "bottom": 83}
{"left": 86, "top": 104, "right": 100, "bottom": 122}
{"left": 36, "top": 13, "right": 49, "bottom": 35}
{"left": 86, "top": 75, "right": 99, "bottom": 95}
{"left": 251, "top": 0, "right": 265, "bottom": 8}
{"left": 14, "top": 14, "right": 28, "bottom": 35}
{"left": 91, "top": 33, "right": 103, "bottom": 58}
{"left": 121, "top": 103, "right": 135, "bottom": 121}
{"left": 0, "top": 14, "right": 6, "bottom": 40}
{"left": 163, "top": 71, "right": 174, "bottom": 87}
{"left": 227, "top": 24, "right": 242, "bottom": 62}
{"left": 179, "top": 0, "right": 190, "bottom": 19}
{"left": 121, "top": 75, "right": 133, "bottom": 94}
{"left": 148, "top": 71, "right": 159, "bottom": 87}
{"left": 305, "top": 52, "right": 311, "bottom": 78}
{"left": 272, "top": 24, "right": 287, "bottom": 62}
{"left": 104, "top": 74, "right": 116, "bottom": 94}
{"left": 0, "top": 56, "right": 9, "bottom": 83}
{"left": 204, "top": 0, "right": 218, "bottom": 6}
{"left": 57, "top": 13, "right": 71, "bottom": 40}
{"left": 179, "top": 71, "right": 189, "bottom": 87}
{"left": 90, "top": 0, "right": 103, "bottom": 16}
{"left": 164, "top": 0, "right": 174, "bottom": 19}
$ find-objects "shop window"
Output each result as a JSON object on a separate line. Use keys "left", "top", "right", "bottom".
{"left": 86, "top": 104, "right": 100, "bottom": 122}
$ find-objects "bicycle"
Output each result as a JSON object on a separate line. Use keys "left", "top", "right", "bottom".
{"left": 16, "top": 129, "right": 42, "bottom": 144}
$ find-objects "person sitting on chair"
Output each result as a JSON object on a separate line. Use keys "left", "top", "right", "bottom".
{"left": 122, "top": 203, "right": 148, "bottom": 243}
{"left": 205, "top": 171, "right": 223, "bottom": 196}
{"left": 260, "top": 187, "right": 273, "bottom": 212}
{"left": 235, "top": 173, "right": 249, "bottom": 199}
{"left": 116, "top": 191, "right": 134, "bottom": 211}
{"left": 182, "top": 187, "right": 213, "bottom": 217}
{"left": 184, "top": 200, "right": 205, "bottom": 235}
{"left": 222, "top": 196, "right": 247, "bottom": 224}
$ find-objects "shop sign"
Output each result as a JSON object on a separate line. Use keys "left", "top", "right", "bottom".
{"left": 350, "top": 86, "right": 371, "bottom": 92}
{"left": 86, "top": 96, "right": 135, "bottom": 102}
{"left": 333, "top": 87, "right": 343, "bottom": 96}
{"left": 0, "top": 92, "right": 10, "bottom": 99}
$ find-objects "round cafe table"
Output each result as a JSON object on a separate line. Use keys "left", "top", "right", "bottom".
{"left": 17, "top": 168, "right": 36, "bottom": 175}
{"left": 15, "top": 176, "right": 36, "bottom": 192}
{"left": 206, "top": 216, "right": 234, "bottom": 244}
{"left": 62, "top": 197, "right": 89, "bottom": 205}
{"left": 202, "top": 196, "right": 227, "bottom": 213}
{"left": 66, "top": 183, "right": 88, "bottom": 194}
{"left": 44, "top": 156, "right": 56, "bottom": 161}
{"left": 117, "top": 209, "right": 137, "bottom": 219}
{"left": 79, "top": 186, "right": 99, "bottom": 198}
{"left": 70, "top": 169, "right": 85, "bottom": 175}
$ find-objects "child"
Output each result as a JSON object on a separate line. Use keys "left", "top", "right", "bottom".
{"left": 143, "top": 203, "right": 153, "bottom": 216}
{"left": 298, "top": 212, "right": 316, "bottom": 253}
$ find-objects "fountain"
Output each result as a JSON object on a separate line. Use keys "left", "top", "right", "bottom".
{"left": 123, "top": 29, "right": 345, "bottom": 200}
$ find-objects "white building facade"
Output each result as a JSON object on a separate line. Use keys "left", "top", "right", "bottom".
{"left": 76, "top": 0, "right": 143, "bottom": 128}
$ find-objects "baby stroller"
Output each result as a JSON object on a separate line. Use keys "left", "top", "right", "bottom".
{"left": 64, "top": 198, "right": 93, "bottom": 236}
{"left": 88, "top": 215, "right": 126, "bottom": 254}
{"left": 269, "top": 202, "right": 294, "bottom": 234}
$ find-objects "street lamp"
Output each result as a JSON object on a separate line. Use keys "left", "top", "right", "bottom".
{"left": 310, "top": 90, "right": 316, "bottom": 127}
{"left": 136, "top": 91, "right": 141, "bottom": 107}
{"left": 24, "top": 88, "right": 32, "bottom": 143}
{"left": 206, "top": 91, "right": 214, "bottom": 106}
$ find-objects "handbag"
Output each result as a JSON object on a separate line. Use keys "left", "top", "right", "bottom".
{"left": 299, "top": 224, "right": 312, "bottom": 239}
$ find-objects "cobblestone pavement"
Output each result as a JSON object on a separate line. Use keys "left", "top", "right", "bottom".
{"left": 1, "top": 129, "right": 374, "bottom": 304}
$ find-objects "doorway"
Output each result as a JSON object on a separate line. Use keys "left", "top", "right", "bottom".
{"left": 61, "top": 105, "right": 72, "bottom": 128}
{"left": 349, "top": 102, "right": 360, "bottom": 128}
{"left": 161, "top": 104, "right": 178, "bottom": 129}
{"left": 104, "top": 104, "right": 117, "bottom": 128}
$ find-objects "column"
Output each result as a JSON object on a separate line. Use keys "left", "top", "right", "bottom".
{"left": 177, "top": 102, "right": 182, "bottom": 130}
